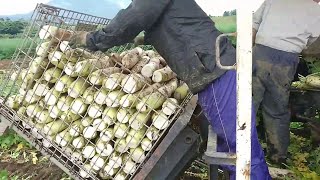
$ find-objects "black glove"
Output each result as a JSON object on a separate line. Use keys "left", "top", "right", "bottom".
{"left": 68, "top": 31, "right": 89, "bottom": 48}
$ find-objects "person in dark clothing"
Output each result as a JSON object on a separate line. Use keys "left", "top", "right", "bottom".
{"left": 68, "top": 0, "right": 271, "bottom": 179}
{"left": 252, "top": 0, "right": 320, "bottom": 164}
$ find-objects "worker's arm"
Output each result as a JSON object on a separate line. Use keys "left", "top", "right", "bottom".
{"left": 80, "top": 0, "right": 171, "bottom": 51}
{"left": 252, "top": 1, "right": 266, "bottom": 44}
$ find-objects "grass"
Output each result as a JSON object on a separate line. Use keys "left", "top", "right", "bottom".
{"left": 0, "top": 38, "right": 22, "bottom": 60}
{"left": 0, "top": 38, "right": 33, "bottom": 60}
{"left": 212, "top": 16, "right": 237, "bottom": 45}
{"left": 0, "top": 130, "right": 30, "bottom": 150}
{"left": 0, "top": 73, "right": 19, "bottom": 97}
{"left": 0, "top": 170, "right": 19, "bottom": 180}
{"left": 212, "top": 15, "right": 237, "bottom": 33}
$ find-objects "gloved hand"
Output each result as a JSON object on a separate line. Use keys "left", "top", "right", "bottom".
{"left": 68, "top": 31, "right": 89, "bottom": 48}
{"left": 133, "top": 35, "right": 145, "bottom": 47}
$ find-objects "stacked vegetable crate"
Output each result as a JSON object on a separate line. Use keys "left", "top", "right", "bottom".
{"left": 0, "top": 4, "right": 192, "bottom": 180}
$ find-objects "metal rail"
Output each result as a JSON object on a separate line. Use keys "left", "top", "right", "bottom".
{"left": 235, "top": 6, "right": 253, "bottom": 179}
{"left": 207, "top": 4, "right": 253, "bottom": 180}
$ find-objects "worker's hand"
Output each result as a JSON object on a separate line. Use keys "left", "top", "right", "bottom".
{"left": 68, "top": 31, "right": 89, "bottom": 48}
{"left": 133, "top": 36, "right": 145, "bottom": 47}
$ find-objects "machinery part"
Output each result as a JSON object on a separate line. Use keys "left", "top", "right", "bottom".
{"left": 215, "top": 33, "right": 237, "bottom": 70}
{"left": 203, "top": 126, "right": 236, "bottom": 166}
{"left": 138, "top": 126, "right": 200, "bottom": 180}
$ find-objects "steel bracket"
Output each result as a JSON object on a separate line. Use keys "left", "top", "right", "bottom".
{"left": 203, "top": 125, "right": 236, "bottom": 166}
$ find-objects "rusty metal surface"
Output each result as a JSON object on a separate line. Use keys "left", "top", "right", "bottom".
{"left": 141, "top": 126, "right": 200, "bottom": 180}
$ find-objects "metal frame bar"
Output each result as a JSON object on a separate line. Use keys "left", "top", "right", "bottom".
{"left": 212, "top": 5, "right": 253, "bottom": 180}
{"left": 235, "top": 6, "right": 253, "bottom": 180}
{"left": 138, "top": 126, "right": 200, "bottom": 180}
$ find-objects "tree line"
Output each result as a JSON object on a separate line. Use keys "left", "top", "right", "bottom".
{"left": 223, "top": 9, "right": 236, "bottom": 16}
{"left": 0, "top": 18, "right": 28, "bottom": 35}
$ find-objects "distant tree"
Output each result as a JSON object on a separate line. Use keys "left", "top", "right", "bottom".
{"left": 223, "top": 11, "right": 230, "bottom": 16}
{"left": 5, "top": 17, "right": 10, "bottom": 21}
{"left": 0, "top": 18, "right": 4, "bottom": 21}
{"left": 0, "top": 20, "right": 27, "bottom": 35}
{"left": 223, "top": 9, "right": 236, "bottom": 16}
{"left": 230, "top": 9, "right": 237, "bottom": 16}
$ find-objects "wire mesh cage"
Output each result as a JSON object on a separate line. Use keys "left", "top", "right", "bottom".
{"left": 0, "top": 3, "right": 193, "bottom": 180}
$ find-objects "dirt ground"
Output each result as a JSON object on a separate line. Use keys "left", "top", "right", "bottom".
{"left": 0, "top": 150, "right": 208, "bottom": 180}
{"left": 0, "top": 60, "right": 12, "bottom": 70}
{"left": 0, "top": 147, "right": 67, "bottom": 180}
{"left": 0, "top": 161, "right": 65, "bottom": 180}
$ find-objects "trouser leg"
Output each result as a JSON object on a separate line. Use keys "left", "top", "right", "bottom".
{"left": 252, "top": 75, "right": 265, "bottom": 115}
{"left": 198, "top": 70, "right": 271, "bottom": 180}
{"left": 252, "top": 46, "right": 299, "bottom": 162}
{"left": 261, "top": 68, "right": 295, "bottom": 162}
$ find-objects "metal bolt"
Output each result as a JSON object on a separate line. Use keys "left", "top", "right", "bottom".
{"left": 185, "top": 136, "right": 193, "bottom": 144}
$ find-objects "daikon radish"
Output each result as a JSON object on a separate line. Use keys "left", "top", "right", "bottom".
{"left": 141, "top": 58, "right": 161, "bottom": 78}
{"left": 152, "top": 66, "right": 176, "bottom": 83}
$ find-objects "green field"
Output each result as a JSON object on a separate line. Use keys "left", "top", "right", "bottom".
{"left": 212, "top": 15, "right": 236, "bottom": 33}
{"left": 212, "top": 15, "right": 237, "bottom": 45}
{"left": 0, "top": 38, "right": 24, "bottom": 60}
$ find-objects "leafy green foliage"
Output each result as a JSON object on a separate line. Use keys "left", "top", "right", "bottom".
{"left": 106, "top": 43, "right": 155, "bottom": 54}
{"left": 286, "top": 133, "right": 320, "bottom": 179}
{"left": 0, "top": 18, "right": 31, "bottom": 60}
{"left": 308, "top": 147, "right": 320, "bottom": 175}
{"left": 0, "top": 170, "right": 9, "bottom": 180}
{"left": 290, "top": 122, "right": 304, "bottom": 129}
{"left": 223, "top": 9, "right": 237, "bottom": 16}
{"left": 308, "top": 61, "right": 320, "bottom": 74}
{"left": 0, "top": 129, "right": 30, "bottom": 150}
{"left": 0, "top": 19, "right": 27, "bottom": 35}
{"left": 0, "top": 73, "right": 19, "bottom": 97}
{"left": 0, "top": 170, "right": 20, "bottom": 180}
{"left": 302, "top": 56, "right": 320, "bottom": 74}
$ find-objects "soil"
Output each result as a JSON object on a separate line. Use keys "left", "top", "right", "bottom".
{"left": 0, "top": 161, "right": 65, "bottom": 180}
{"left": 0, "top": 146, "right": 66, "bottom": 180}
{"left": 0, "top": 60, "right": 12, "bottom": 70}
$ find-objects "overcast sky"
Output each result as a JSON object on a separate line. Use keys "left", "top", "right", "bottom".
{"left": 0, "top": 0, "right": 265, "bottom": 16}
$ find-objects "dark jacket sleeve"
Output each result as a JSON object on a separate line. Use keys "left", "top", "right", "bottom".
{"left": 86, "top": 0, "right": 171, "bottom": 51}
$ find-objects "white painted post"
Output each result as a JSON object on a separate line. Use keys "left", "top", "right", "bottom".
{"left": 236, "top": 4, "right": 253, "bottom": 180}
